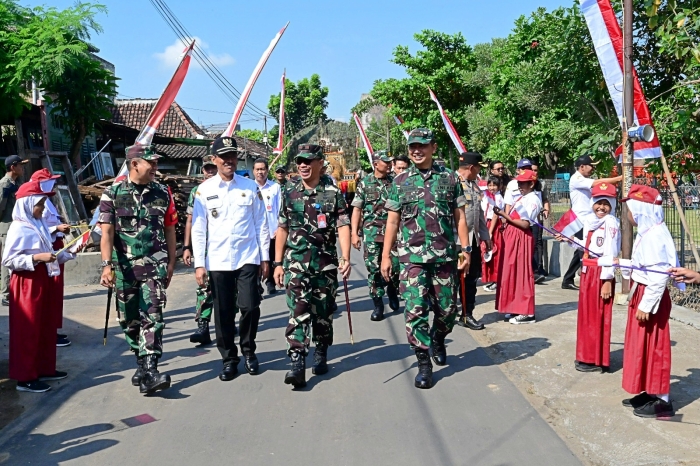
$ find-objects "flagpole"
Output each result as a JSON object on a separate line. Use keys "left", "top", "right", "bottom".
{"left": 620, "top": 0, "right": 634, "bottom": 294}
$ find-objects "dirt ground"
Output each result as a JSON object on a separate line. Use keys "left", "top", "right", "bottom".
{"left": 467, "top": 278, "right": 700, "bottom": 466}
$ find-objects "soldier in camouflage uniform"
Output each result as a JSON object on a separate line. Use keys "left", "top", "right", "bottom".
{"left": 351, "top": 150, "right": 400, "bottom": 321}
{"left": 273, "top": 144, "right": 352, "bottom": 389}
{"left": 382, "top": 129, "right": 470, "bottom": 390}
{"left": 0, "top": 155, "right": 27, "bottom": 305}
{"left": 183, "top": 156, "right": 218, "bottom": 345}
{"left": 99, "top": 144, "right": 178, "bottom": 394}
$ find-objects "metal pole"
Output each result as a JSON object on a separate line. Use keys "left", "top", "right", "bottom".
{"left": 620, "top": 0, "right": 634, "bottom": 293}
{"left": 264, "top": 116, "right": 270, "bottom": 158}
{"left": 386, "top": 117, "right": 391, "bottom": 155}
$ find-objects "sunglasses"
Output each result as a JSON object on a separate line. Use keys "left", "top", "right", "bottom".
{"left": 492, "top": 167, "right": 504, "bottom": 171}
{"left": 295, "top": 157, "right": 319, "bottom": 165}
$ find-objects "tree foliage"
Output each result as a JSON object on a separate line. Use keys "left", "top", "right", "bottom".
{"left": 268, "top": 73, "right": 329, "bottom": 140}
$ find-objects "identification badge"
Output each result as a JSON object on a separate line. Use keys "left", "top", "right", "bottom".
{"left": 317, "top": 213, "right": 327, "bottom": 229}
{"left": 266, "top": 203, "right": 272, "bottom": 212}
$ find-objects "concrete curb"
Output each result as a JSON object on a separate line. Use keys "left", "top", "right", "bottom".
{"left": 671, "top": 304, "right": 700, "bottom": 330}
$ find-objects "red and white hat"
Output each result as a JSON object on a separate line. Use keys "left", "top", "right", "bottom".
{"left": 15, "top": 180, "right": 55, "bottom": 199}
{"left": 621, "top": 184, "right": 662, "bottom": 205}
{"left": 591, "top": 183, "right": 617, "bottom": 198}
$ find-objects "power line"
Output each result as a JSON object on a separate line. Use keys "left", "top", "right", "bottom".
{"left": 149, "top": 0, "right": 273, "bottom": 120}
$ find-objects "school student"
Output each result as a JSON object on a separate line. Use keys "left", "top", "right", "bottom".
{"left": 616, "top": 185, "right": 677, "bottom": 418}
{"left": 493, "top": 169, "right": 542, "bottom": 324}
{"left": 1, "top": 181, "right": 77, "bottom": 393}
{"left": 565, "top": 183, "right": 620, "bottom": 373}
{"left": 480, "top": 176, "right": 504, "bottom": 292}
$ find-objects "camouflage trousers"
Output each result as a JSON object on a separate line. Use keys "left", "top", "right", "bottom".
{"left": 116, "top": 275, "right": 166, "bottom": 357}
{"left": 284, "top": 268, "right": 338, "bottom": 356}
{"left": 399, "top": 261, "right": 458, "bottom": 351}
{"left": 364, "top": 241, "right": 399, "bottom": 299}
{"left": 194, "top": 280, "right": 213, "bottom": 321}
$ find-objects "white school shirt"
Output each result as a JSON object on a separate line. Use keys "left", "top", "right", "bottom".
{"left": 574, "top": 215, "right": 621, "bottom": 280}
{"left": 256, "top": 179, "right": 281, "bottom": 238}
{"left": 569, "top": 172, "right": 595, "bottom": 218}
{"left": 481, "top": 192, "right": 504, "bottom": 220}
{"left": 511, "top": 191, "right": 542, "bottom": 225}
{"left": 191, "top": 174, "right": 270, "bottom": 271}
{"left": 629, "top": 224, "right": 673, "bottom": 314}
{"left": 503, "top": 179, "right": 521, "bottom": 206}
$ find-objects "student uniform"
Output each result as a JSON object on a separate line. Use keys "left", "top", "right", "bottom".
{"left": 480, "top": 191, "right": 504, "bottom": 284}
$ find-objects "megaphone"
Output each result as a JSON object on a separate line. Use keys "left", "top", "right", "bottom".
{"left": 627, "top": 125, "right": 655, "bottom": 142}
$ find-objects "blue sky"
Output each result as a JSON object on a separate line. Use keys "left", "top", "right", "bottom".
{"left": 44, "top": 0, "right": 571, "bottom": 130}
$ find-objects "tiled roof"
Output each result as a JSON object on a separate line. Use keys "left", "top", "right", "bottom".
{"left": 109, "top": 99, "right": 206, "bottom": 139}
{"left": 154, "top": 144, "right": 207, "bottom": 159}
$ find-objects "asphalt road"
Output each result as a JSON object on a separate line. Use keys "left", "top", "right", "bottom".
{"left": 0, "top": 248, "right": 579, "bottom": 466}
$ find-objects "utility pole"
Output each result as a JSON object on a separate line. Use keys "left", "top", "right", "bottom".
{"left": 620, "top": 0, "right": 634, "bottom": 293}
{"left": 264, "top": 116, "right": 270, "bottom": 158}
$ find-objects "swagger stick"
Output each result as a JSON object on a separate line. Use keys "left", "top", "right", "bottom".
{"left": 342, "top": 277, "right": 354, "bottom": 345}
{"left": 460, "top": 264, "right": 467, "bottom": 318}
{"left": 103, "top": 285, "right": 113, "bottom": 346}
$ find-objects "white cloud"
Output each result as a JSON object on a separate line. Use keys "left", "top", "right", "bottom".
{"left": 154, "top": 36, "right": 234, "bottom": 69}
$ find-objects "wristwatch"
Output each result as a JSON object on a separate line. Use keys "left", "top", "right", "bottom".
{"left": 461, "top": 246, "right": 472, "bottom": 254}
{"left": 183, "top": 245, "right": 192, "bottom": 252}
{"left": 273, "top": 261, "right": 283, "bottom": 268}
{"left": 100, "top": 260, "right": 113, "bottom": 268}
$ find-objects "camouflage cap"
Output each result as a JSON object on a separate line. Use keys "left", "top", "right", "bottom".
{"left": 407, "top": 128, "right": 434, "bottom": 145}
{"left": 202, "top": 155, "right": 216, "bottom": 167}
{"left": 373, "top": 150, "right": 393, "bottom": 163}
{"left": 125, "top": 144, "right": 160, "bottom": 160}
{"left": 296, "top": 144, "right": 324, "bottom": 160}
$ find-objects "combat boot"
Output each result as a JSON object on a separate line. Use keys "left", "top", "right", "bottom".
{"left": 284, "top": 352, "right": 307, "bottom": 388}
{"left": 431, "top": 332, "right": 447, "bottom": 366}
{"left": 370, "top": 297, "right": 385, "bottom": 321}
{"left": 190, "top": 319, "right": 212, "bottom": 345}
{"left": 139, "top": 355, "right": 171, "bottom": 394}
{"left": 415, "top": 350, "right": 433, "bottom": 389}
{"left": 312, "top": 344, "right": 328, "bottom": 375}
{"left": 131, "top": 355, "right": 145, "bottom": 386}
{"left": 387, "top": 285, "right": 400, "bottom": 312}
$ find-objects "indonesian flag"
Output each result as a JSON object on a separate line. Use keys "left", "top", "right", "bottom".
{"left": 579, "top": 0, "right": 661, "bottom": 159}
{"left": 272, "top": 70, "right": 286, "bottom": 154}
{"left": 554, "top": 209, "right": 584, "bottom": 238}
{"left": 428, "top": 87, "right": 467, "bottom": 154}
{"left": 392, "top": 113, "right": 410, "bottom": 140}
{"left": 223, "top": 23, "right": 289, "bottom": 137}
{"left": 353, "top": 113, "right": 374, "bottom": 166}
{"left": 135, "top": 41, "right": 195, "bottom": 146}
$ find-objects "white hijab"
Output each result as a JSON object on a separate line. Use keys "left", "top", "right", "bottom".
{"left": 627, "top": 197, "right": 677, "bottom": 270}
{"left": 39, "top": 179, "right": 61, "bottom": 224}
{"left": 1, "top": 195, "right": 60, "bottom": 276}
{"left": 586, "top": 194, "right": 617, "bottom": 232}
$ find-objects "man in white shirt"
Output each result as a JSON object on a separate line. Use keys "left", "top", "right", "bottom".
{"left": 253, "top": 158, "right": 282, "bottom": 295}
{"left": 191, "top": 137, "right": 270, "bottom": 381}
{"left": 561, "top": 155, "right": 622, "bottom": 290}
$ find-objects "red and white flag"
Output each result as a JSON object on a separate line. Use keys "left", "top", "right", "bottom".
{"left": 579, "top": 0, "right": 661, "bottom": 159}
{"left": 223, "top": 23, "right": 289, "bottom": 137}
{"left": 272, "top": 71, "right": 286, "bottom": 154}
{"left": 353, "top": 113, "right": 374, "bottom": 166}
{"left": 135, "top": 41, "right": 195, "bottom": 146}
{"left": 392, "top": 114, "right": 410, "bottom": 140}
{"left": 428, "top": 87, "right": 467, "bottom": 154}
{"left": 554, "top": 209, "right": 584, "bottom": 238}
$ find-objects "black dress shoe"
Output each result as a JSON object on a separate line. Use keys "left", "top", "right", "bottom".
{"left": 561, "top": 283, "right": 580, "bottom": 291}
{"left": 244, "top": 355, "right": 259, "bottom": 375}
{"left": 219, "top": 362, "right": 238, "bottom": 381}
{"left": 575, "top": 360, "right": 603, "bottom": 373}
{"left": 456, "top": 314, "right": 484, "bottom": 330}
{"left": 622, "top": 392, "right": 657, "bottom": 408}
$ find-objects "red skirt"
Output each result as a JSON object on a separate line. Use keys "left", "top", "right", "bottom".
{"left": 576, "top": 265, "right": 614, "bottom": 366}
{"left": 622, "top": 283, "right": 672, "bottom": 395}
{"left": 481, "top": 218, "right": 502, "bottom": 283}
{"left": 52, "top": 238, "right": 65, "bottom": 329}
{"left": 9, "top": 264, "right": 58, "bottom": 382}
{"left": 495, "top": 224, "right": 534, "bottom": 315}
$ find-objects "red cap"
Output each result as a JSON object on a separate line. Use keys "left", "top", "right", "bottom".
{"left": 591, "top": 183, "right": 617, "bottom": 198}
{"left": 15, "top": 180, "right": 56, "bottom": 199}
{"left": 29, "top": 168, "right": 60, "bottom": 182}
{"left": 621, "top": 184, "right": 662, "bottom": 205}
{"left": 515, "top": 169, "right": 537, "bottom": 182}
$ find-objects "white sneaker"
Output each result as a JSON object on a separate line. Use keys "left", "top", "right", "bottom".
{"left": 509, "top": 315, "right": 536, "bottom": 325}
{"left": 486, "top": 283, "right": 497, "bottom": 292}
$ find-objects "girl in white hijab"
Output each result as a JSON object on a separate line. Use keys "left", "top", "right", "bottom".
{"left": 570, "top": 183, "right": 620, "bottom": 374}
{"left": 617, "top": 185, "right": 677, "bottom": 419}
{"left": 1, "top": 181, "right": 75, "bottom": 393}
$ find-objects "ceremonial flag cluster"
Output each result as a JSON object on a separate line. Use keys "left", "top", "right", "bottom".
{"left": 353, "top": 113, "right": 374, "bottom": 166}
{"left": 579, "top": 0, "right": 661, "bottom": 159}
{"left": 273, "top": 71, "right": 286, "bottom": 154}
{"left": 223, "top": 23, "right": 289, "bottom": 137}
{"left": 428, "top": 87, "right": 467, "bottom": 154}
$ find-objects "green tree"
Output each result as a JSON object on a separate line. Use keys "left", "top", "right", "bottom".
{"left": 268, "top": 74, "right": 329, "bottom": 140}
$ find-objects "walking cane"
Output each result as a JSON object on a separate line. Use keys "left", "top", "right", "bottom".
{"left": 342, "top": 277, "right": 354, "bottom": 345}
{"left": 103, "top": 285, "right": 112, "bottom": 346}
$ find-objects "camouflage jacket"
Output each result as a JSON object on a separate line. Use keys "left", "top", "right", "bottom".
{"left": 0, "top": 174, "right": 20, "bottom": 224}
{"left": 278, "top": 176, "right": 350, "bottom": 273}
{"left": 98, "top": 179, "right": 178, "bottom": 281}
{"left": 186, "top": 185, "right": 198, "bottom": 215}
{"left": 385, "top": 163, "right": 466, "bottom": 264}
{"left": 351, "top": 173, "right": 393, "bottom": 242}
